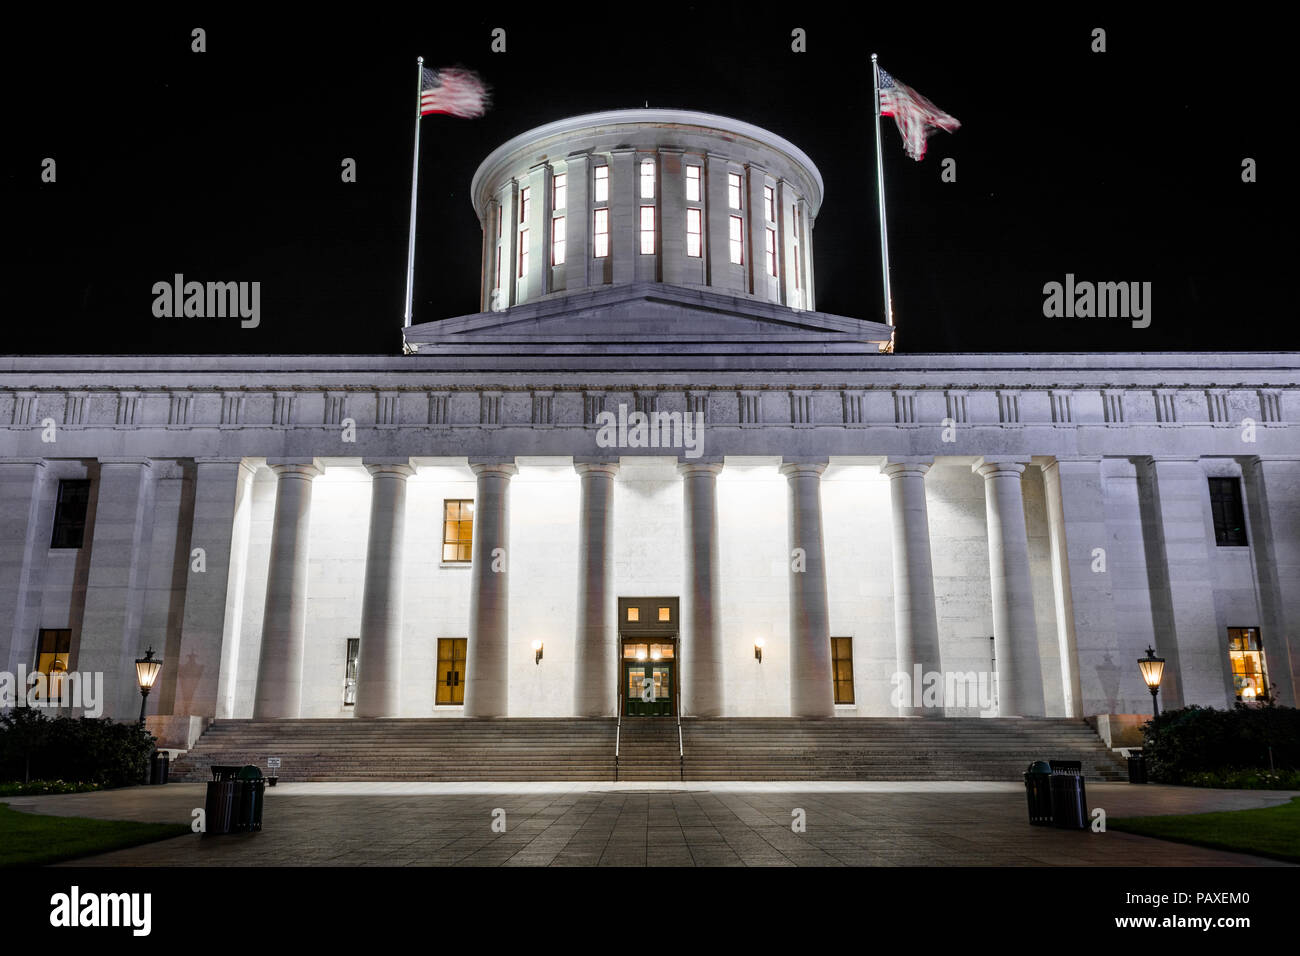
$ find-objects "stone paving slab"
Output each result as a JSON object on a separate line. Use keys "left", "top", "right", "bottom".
{"left": 4, "top": 783, "right": 1295, "bottom": 867}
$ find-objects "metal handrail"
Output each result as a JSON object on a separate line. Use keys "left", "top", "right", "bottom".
{"left": 677, "top": 709, "right": 683, "bottom": 758}
{"left": 615, "top": 695, "right": 622, "bottom": 759}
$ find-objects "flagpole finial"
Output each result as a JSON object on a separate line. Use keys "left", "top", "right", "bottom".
{"left": 871, "top": 53, "right": 878, "bottom": 62}
{"left": 417, "top": 56, "right": 424, "bottom": 64}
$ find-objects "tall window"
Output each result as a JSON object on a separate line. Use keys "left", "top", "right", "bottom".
{"left": 436, "top": 638, "right": 468, "bottom": 705}
{"left": 519, "top": 186, "right": 531, "bottom": 223}
{"left": 594, "top": 165, "right": 609, "bottom": 203}
{"left": 1209, "top": 477, "right": 1247, "bottom": 546}
{"left": 495, "top": 246, "right": 504, "bottom": 295}
{"left": 763, "top": 184, "right": 775, "bottom": 221}
{"left": 640, "top": 159, "right": 655, "bottom": 198}
{"left": 727, "top": 172, "right": 742, "bottom": 209}
{"left": 1228, "top": 628, "right": 1269, "bottom": 701}
{"left": 593, "top": 208, "right": 610, "bottom": 258}
{"left": 551, "top": 216, "right": 566, "bottom": 265}
{"left": 51, "top": 479, "right": 90, "bottom": 549}
{"left": 685, "top": 165, "right": 701, "bottom": 202}
{"left": 343, "top": 638, "right": 359, "bottom": 706}
{"left": 496, "top": 204, "right": 503, "bottom": 239}
{"left": 34, "top": 628, "right": 72, "bottom": 675}
{"left": 639, "top": 206, "right": 655, "bottom": 254}
{"left": 728, "top": 215, "right": 743, "bottom": 265}
{"left": 686, "top": 207, "right": 702, "bottom": 257}
{"left": 765, "top": 227, "right": 777, "bottom": 277}
{"left": 518, "top": 229, "right": 529, "bottom": 277}
{"left": 831, "top": 637, "right": 855, "bottom": 704}
{"left": 442, "top": 499, "right": 474, "bottom": 562}
{"left": 552, "top": 173, "right": 566, "bottom": 210}
{"left": 791, "top": 208, "right": 802, "bottom": 307}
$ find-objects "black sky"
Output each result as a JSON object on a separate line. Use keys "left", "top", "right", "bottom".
{"left": 6, "top": 6, "right": 1290, "bottom": 355}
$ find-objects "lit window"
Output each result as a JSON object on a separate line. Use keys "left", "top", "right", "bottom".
{"left": 728, "top": 172, "right": 742, "bottom": 209}
{"left": 765, "top": 227, "right": 777, "bottom": 277}
{"left": 442, "top": 499, "right": 474, "bottom": 562}
{"left": 658, "top": 607, "right": 671, "bottom": 622}
{"left": 518, "top": 228, "right": 529, "bottom": 277}
{"left": 686, "top": 165, "right": 701, "bottom": 202}
{"left": 594, "top": 165, "right": 608, "bottom": 203}
{"left": 728, "top": 215, "right": 743, "bottom": 264}
{"left": 593, "top": 208, "right": 609, "bottom": 258}
{"left": 832, "top": 637, "right": 855, "bottom": 704}
{"left": 686, "top": 207, "right": 702, "bottom": 257}
{"left": 495, "top": 249, "right": 503, "bottom": 297}
{"left": 627, "top": 606, "right": 640, "bottom": 623}
{"left": 792, "top": 209, "right": 801, "bottom": 300}
{"left": 640, "top": 206, "right": 655, "bottom": 254}
{"left": 34, "top": 628, "right": 72, "bottom": 677}
{"left": 552, "top": 216, "right": 566, "bottom": 265}
{"left": 436, "top": 638, "right": 467, "bottom": 705}
{"left": 1209, "top": 478, "right": 1247, "bottom": 546}
{"left": 343, "top": 638, "right": 359, "bottom": 705}
{"left": 552, "top": 173, "right": 566, "bottom": 210}
{"left": 519, "top": 186, "right": 531, "bottom": 224}
{"left": 763, "top": 185, "right": 775, "bottom": 221}
{"left": 1228, "top": 628, "right": 1269, "bottom": 701}
{"left": 51, "top": 479, "right": 90, "bottom": 549}
{"left": 640, "top": 159, "right": 655, "bottom": 199}
{"left": 496, "top": 204, "right": 502, "bottom": 239}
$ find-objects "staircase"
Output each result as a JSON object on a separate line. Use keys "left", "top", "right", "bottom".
{"left": 616, "top": 719, "right": 682, "bottom": 781}
{"left": 169, "top": 717, "right": 1127, "bottom": 783}
{"left": 683, "top": 718, "right": 1129, "bottom": 781}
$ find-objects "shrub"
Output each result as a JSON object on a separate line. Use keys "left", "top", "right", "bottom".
{"left": 0, "top": 779, "right": 104, "bottom": 797}
{"left": 0, "top": 709, "right": 155, "bottom": 788}
{"left": 1142, "top": 702, "right": 1300, "bottom": 785}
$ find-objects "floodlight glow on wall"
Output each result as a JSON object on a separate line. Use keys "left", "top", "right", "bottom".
{"left": 531, "top": 640, "right": 543, "bottom": 665}
{"left": 754, "top": 638, "right": 765, "bottom": 663}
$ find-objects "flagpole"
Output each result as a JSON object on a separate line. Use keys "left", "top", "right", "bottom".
{"left": 402, "top": 56, "right": 424, "bottom": 351}
{"left": 871, "top": 53, "right": 896, "bottom": 353}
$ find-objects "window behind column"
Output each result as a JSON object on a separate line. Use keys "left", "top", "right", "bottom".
{"left": 436, "top": 638, "right": 467, "bottom": 705}
{"left": 831, "top": 637, "right": 855, "bottom": 704}
{"left": 551, "top": 216, "right": 566, "bottom": 265}
{"left": 685, "top": 164, "right": 701, "bottom": 202}
{"left": 728, "top": 215, "right": 743, "bottom": 265}
{"left": 34, "top": 628, "right": 72, "bottom": 674}
{"left": 686, "top": 208, "right": 702, "bottom": 257}
{"left": 50, "top": 479, "right": 90, "bottom": 549}
{"left": 343, "top": 638, "right": 359, "bottom": 705}
{"left": 593, "top": 208, "right": 610, "bottom": 258}
{"left": 1208, "top": 477, "right": 1247, "bottom": 546}
{"left": 639, "top": 206, "right": 655, "bottom": 254}
{"left": 442, "top": 499, "right": 474, "bottom": 562}
{"left": 1228, "top": 627, "right": 1269, "bottom": 701}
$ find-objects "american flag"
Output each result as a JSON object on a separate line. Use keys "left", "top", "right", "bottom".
{"left": 877, "top": 66, "right": 960, "bottom": 161}
{"left": 420, "top": 67, "right": 490, "bottom": 118}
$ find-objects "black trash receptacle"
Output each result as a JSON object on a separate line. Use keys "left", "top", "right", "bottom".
{"left": 1127, "top": 751, "right": 1148, "bottom": 784}
{"left": 204, "top": 766, "right": 239, "bottom": 836}
{"left": 1049, "top": 760, "right": 1088, "bottom": 829}
{"left": 149, "top": 750, "right": 169, "bottom": 785}
{"left": 1024, "top": 760, "right": 1053, "bottom": 825}
{"left": 233, "top": 765, "right": 266, "bottom": 833}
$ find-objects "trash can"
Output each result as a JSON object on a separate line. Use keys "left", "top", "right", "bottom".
{"left": 1127, "top": 751, "right": 1148, "bottom": 784}
{"left": 233, "top": 765, "right": 266, "bottom": 833}
{"left": 1024, "top": 760, "right": 1053, "bottom": 825}
{"left": 149, "top": 750, "right": 170, "bottom": 785}
{"left": 204, "top": 766, "right": 239, "bottom": 836}
{"left": 1049, "top": 760, "right": 1088, "bottom": 829}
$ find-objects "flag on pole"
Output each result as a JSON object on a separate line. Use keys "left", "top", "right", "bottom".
{"left": 877, "top": 66, "right": 959, "bottom": 161}
{"left": 420, "top": 67, "right": 491, "bottom": 118}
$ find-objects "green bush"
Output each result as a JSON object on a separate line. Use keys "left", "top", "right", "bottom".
{"left": 0, "top": 779, "right": 104, "bottom": 797}
{"left": 1180, "top": 769, "right": 1300, "bottom": 790}
{"left": 0, "top": 709, "right": 155, "bottom": 788}
{"left": 1142, "top": 702, "right": 1300, "bottom": 785}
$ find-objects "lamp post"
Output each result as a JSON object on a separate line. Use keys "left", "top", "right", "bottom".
{"left": 1137, "top": 645, "right": 1165, "bottom": 718}
{"left": 134, "top": 647, "right": 162, "bottom": 725}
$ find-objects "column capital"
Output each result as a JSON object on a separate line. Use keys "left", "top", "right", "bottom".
{"left": 0, "top": 458, "right": 48, "bottom": 469}
{"left": 677, "top": 460, "right": 724, "bottom": 477}
{"left": 469, "top": 459, "right": 518, "bottom": 478}
{"left": 780, "top": 460, "right": 828, "bottom": 479}
{"left": 363, "top": 460, "right": 415, "bottom": 479}
{"left": 97, "top": 456, "right": 153, "bottom": 469}
{"left": 268, "top": 459, "right": 322, "bottom": 479}
{"left": 973, "top": 458, "right": 1029, "bottom": 479}
{"left": 880, "top": 457, "right": 933, "bottom": 479}
{"left": 574, "top": 459, "right": 620, "bottom": 477}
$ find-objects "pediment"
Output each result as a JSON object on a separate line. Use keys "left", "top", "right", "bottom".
{"left": 404, "top": 282, "right": 892, "bottom": 370}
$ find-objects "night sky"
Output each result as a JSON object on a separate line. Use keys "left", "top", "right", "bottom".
{"left": 7, "top": 7, "right": 1289, "bottom": 356}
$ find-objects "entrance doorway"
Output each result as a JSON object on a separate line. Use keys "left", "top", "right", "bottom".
{"left": 618, "top": 597, "right": 679, "bottom": 718}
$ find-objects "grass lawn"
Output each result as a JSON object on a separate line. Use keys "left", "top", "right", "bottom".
{"left": 0, "top": 802, "right": 190, "bottom": 867}
{"left": 1109, "top": 795, "right": 1300, "bottom": 863}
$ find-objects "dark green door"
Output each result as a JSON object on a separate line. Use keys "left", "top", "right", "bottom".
{"left": 624, "top": 661, "right": 674, "bottom": 717}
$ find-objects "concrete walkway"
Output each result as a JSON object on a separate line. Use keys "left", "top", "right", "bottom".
{"left": 5, "top": 782, "right": 1295, "bottom": 867}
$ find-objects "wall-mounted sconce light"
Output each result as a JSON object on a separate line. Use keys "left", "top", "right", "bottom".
{"left": 531, "top": 639, "right": 544, "bottom": 665}
{"left": 754, "top": 638, "right": 765, "bottom": 663}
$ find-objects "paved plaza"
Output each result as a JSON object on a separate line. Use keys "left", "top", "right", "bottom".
{"left": 5, "top": 782, "right": 1296, "bottom": 867}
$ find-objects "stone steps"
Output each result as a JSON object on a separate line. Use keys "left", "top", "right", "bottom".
{"left": 170, "top": 717, "right": 1128, "bottom": 782}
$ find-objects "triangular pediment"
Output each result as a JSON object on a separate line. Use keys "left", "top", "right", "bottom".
{"left": 404, "top": 282, "right": 892, "bottom": 370}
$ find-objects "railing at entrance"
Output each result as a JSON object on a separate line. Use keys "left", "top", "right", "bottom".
{"left": 614, "top": 694, "right": 622, "bottom": 781}
{"left": 676, "top": 709, "right": 683, "bottom": 780}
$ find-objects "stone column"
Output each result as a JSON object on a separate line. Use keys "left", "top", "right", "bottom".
{"left": 782, "top": 461, "right": 834, "bottom": 718}
{"left": 80, "top": 458, "right": 157, "bottom": 719}
{"left": 253, "top": 460, "right": 321, "bottom": 719}
{"left": 174, "top": 458, "right": 253, "bottom": 718}
{"left": 974, "top": 460, "right": 1045, "bottom": 717}
{"left": 354, "top": 461, "right": 414, "bottom": 718}
{"left": 574, "top": 461, "right": 618, "bottom": 716}
{"left": 0, "top": 460, "right": 50, "bottom": 675}
{"left": 464, "top": 461, "right": 516, "bottom": 717}
{"left": 564, "top": 152, "right": 591, "bottom": 291}
{"left": 881, "top": 459, "right": 943, "bottom": 716}
{"left": 679, "top": 461, "right": 724, "bottom": 717}
{"left": 1243, "top": 457, "right": 1299, "bottom": 705}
